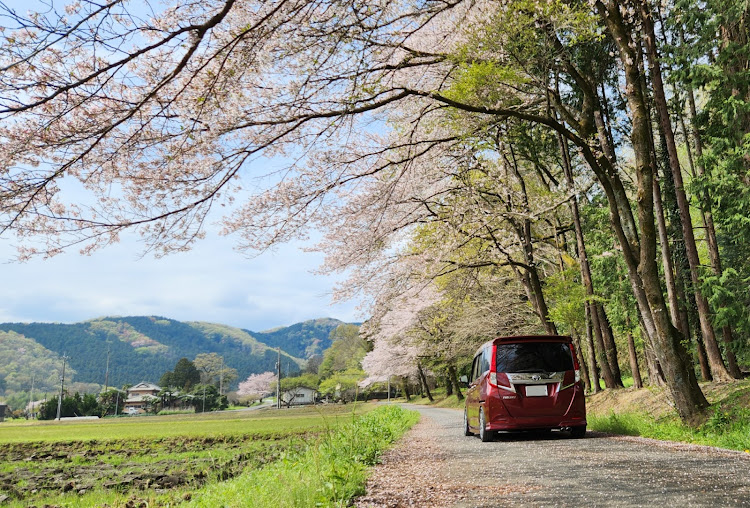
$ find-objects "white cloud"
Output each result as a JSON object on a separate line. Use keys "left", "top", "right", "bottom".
{"left": 0, "top": 230, "right": 361, "bottom": 331}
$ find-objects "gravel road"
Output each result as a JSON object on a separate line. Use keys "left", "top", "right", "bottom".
{"left": 356, "top": 404, "right": 750, "bottom": 507}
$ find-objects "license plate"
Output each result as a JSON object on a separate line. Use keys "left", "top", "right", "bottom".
{"left": 526, "top": 385, "right": 548, "bottom": 396}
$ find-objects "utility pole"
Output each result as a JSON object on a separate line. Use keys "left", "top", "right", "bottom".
{"left": 28, "top": 374, "right": 35, "bottom": 419}
{"left": 104, "top": 343, "right": 111, "bottom": 392}
{"left": 56, "top": 353, "right": 68, "bottom": 421}
{"left": 276, "top": 347, "right": 281, "bottom": 410}
{"left": 219, "top": 357, "right": 224, "bottom": 396}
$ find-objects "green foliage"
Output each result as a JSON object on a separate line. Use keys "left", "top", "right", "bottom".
{"left": 160, "top": 357, "right": 204, "bottom": 391}
{"left": 98, "top": 388, "right": 125, "bottom": 416}
{"left": 37, "top": 392, "right": 102, "bottom": 420}
{"left": 443, "top": 61, "right": 529, "bottom": 107}
{"left": 190, "top": 384, "right": 227, "bottom": 412}
{"left": 0, "top": 331, "right": 74, "bottom": 396}
{"left": 670, "top": 0, "right": 750, "bottom": 364}
{"left": 545, "top": 267, "right": 586, "bottom": 336}
{"left": 190, "top": 405, "right": 419, "bottom": 507}
{"left": 318, "top": 324, "right": 367, "bottom": 379}
{"left": 280, "top": 373, "right": 320, "bottom": 391}
{"left": 193, "top": 353, "right": 238, "bottom": 388}
{"left": 318, "top": 370, "right": 365, "bottom": 402}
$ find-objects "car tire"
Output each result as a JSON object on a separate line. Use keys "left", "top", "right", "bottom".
{"left": 479, "top": 408, "right": 493, "bottom": 442}
{"left": 463, "top": 409, "right": 473, "bottom": 436}
{"left": 570, "top": 425, "right": 586, "bottom": 438}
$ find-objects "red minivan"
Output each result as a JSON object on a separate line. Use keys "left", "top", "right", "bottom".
{"left": 463, "top": 335, "right": 586, "bottom": 441}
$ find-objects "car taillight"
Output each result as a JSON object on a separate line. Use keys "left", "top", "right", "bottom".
{"left": 490, "top": 372, "right": 497, "bottom": 386}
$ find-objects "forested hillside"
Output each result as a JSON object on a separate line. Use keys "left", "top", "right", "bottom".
{"left": 0, "top": 316, "right": 324, "bottom": 394}
{"left": 0, "top": 331, "right": 75, "bottom": 395}
{"left": 248, "top": 318, "right": 350, "bottom": 359}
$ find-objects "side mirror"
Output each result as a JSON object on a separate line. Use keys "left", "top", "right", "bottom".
{"left": 459, "top": 375, "right": 469, "bottom": 388}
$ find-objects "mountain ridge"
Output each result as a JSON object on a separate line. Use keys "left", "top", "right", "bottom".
{"left": 0, "top": 316, "right": 352, "bottom": 394}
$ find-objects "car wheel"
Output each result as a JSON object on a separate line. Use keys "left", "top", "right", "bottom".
{"left": 479, "top": 408, "right": 493, "bottom": 442}
{"left": 570, "top": 425, "right": 586, "bottom": 438}
{"left": 463, "top": 409, "right": 473, "bottom": 436}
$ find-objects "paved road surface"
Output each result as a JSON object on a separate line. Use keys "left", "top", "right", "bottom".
{"left": 357, "top": 404, "right": 750, "bottom": 507}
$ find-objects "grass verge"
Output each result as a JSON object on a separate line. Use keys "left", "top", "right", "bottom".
{"left": 189, "top": 404, "right": 419, "bottom": 507}
{"left": 587, "top": 379, "right": 750, "bottom": 453}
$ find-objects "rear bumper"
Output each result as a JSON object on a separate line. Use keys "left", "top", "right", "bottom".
{"left": 486, "top": 414, "right": 586, "bottom": 431}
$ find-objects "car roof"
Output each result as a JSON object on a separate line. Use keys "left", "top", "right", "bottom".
{"left": 474, "top": 335, "right": 572, "bottom": 357}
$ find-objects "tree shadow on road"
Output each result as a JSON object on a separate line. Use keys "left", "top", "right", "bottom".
{"left": 486, "top": 429, "right": 608, "bottom": 442}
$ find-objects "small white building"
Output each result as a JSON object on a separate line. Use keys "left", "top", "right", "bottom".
{"left": 281, "top": 386, "right": 317, "bottom": 406}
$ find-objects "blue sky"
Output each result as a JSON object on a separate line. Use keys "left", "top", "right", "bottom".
{"left": 0, "top": 229, "right": 361, "bottom": 332}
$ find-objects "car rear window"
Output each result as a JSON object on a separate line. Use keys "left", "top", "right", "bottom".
{"left": 495, "top": 342, "right": 574, "bottom": 373}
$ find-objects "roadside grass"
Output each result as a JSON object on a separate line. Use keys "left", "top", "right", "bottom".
{"left": 596, "top": 376, "right": 635, "bottom": 389}
{"left": 189, "top": 404, "right": 419, "bottom": 507}
{"left": 0, "top": 404, "right": 382, "bottom": 507}
{"left": 587, "top": 379, "right": 750, "bottom": 453}
{"left": 404, "top": 387, "right": 465, "bottom": 408}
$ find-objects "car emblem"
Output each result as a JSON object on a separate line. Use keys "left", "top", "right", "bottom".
{"left": 531, "top": 375, "right": 542, "bottom": 381}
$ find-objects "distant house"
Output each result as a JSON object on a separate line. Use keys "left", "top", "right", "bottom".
{"left": 125, "top": 382, "right": 161, "bottom": 413}
{"left": 281, "top": 386, "right": 317, "bottom": 406}
{"left": 25, "top": 399, "right": 46, "bottom": 419}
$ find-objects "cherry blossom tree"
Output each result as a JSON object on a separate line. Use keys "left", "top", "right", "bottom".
{"left": 0, "top": 0, "right": 716, "bottom": 422}
{"left": 237, "top": 371, "right": 277, "bottom": 398}
{"left": 0, "top": 0, "right": 466, "bottom": 256}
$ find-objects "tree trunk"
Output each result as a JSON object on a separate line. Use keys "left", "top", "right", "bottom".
{"left": 505, "top": 151, "right": 558, "bottom": 336}
{"left": 595, "top": 0, "right": 708, "bottom": 422}
{"left": 572, "top": 331, "right": 592, "bottom": 393}
{"left": 597, "top": 303, "right": 624, "bottom": 387}
{"left": 681, "top": 81, "right": 744, "bottom": 379}
{"left": 400, "top": 378, "right": 411, "bottom": 402}
{"left": 639, "top": 1, "right": 735, "bottom": 382}
{"left": 448, "top": 365, "right": 463, "bottom": 401}
{"left": 656, "top": 134, "right": 712, "bottom": 381}
{"left": 556, "top": 124, "right": 619, "bottom": 388}
{"left": 591, "top": 302, "right": 618, "bottom": 389}
{"left": 653, "top": 170, "right": 690, "bottom": 335}
{"left": 585, "top": 304, "right": 601, "bottom": 393}
{"left": 617, "top": 274, "right": 643, "bottom": 389}
{"left": 528, "top": 265, "right": 557, "bottom": 335}
{"left": 417, "top": 363, "right": 433, "bottom": 402}
{"left": 626, "top": 326, "right": 644, "bottom": 389}
{"left": 642, "top": 332, "right": 666, "bottom": 387}
{"left": 445, "top": 374, "right": 453, "bottom": 396}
